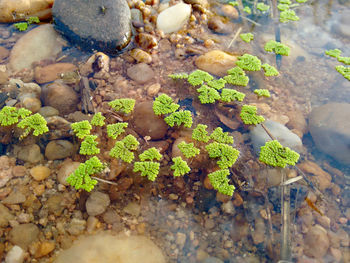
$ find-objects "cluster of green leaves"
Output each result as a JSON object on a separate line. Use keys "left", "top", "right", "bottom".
{"left": 259, "top": 140, "right": 300, "bottom": 168}
{"left": 91, "top": 112, "right": 105, "bottom": 127}
{"left": 208, "top": 169, "right": 235, "bottom": 196}
{"left": 240, "top": 33, "right": 254, "bottom": 43}
{"left": 325, "top": 49, "right": 350, "bottom": 81}
{"left": 133, "top": 147, "right": 163, "bottom": 181}
{"left": 71, "top": 120, "right": 92, "bottom": 139}
{"left": 108, "top": 98, "right": 135, "bottom": 114}
{"left": 192, "top": 124, "right": 210, "bottom": 143}
{"left": 153, "top": 94, "right": 180, "bottom": 115}
{"left": 240, "top": 105, "right": 265, "bottom": 125}
{"left": 264, "top": 40, "right": 290, "bottom": 56}
{"left": 243, "top": 6, "right": 252, "bottom": 14}
{"left": 277, "top": 0, "right": 301, "bottom": 23}
{"left": 110, "top": 134, "right": 139, "bottom": 163}
{"left": 177, "top": 141, "right": 200, "bottom": 158}
{"left": 257, "top": 3, "right": 270, "bottom": 12}
{"left": 0, "top": 106, "right": 48, "bottom": 139}
{"left": 107, "top": 122, "right": 128, "bottom": 139}
{"left": 254, "top": 89, "right": 271, "bottom": 98}
{"left": 13, "top": 16, "right": 40, "bottom": 31}
{"left": 171, "top": 157, "right": 191, "bottom": 177}
{"left": 236, "top": 54, "right": 262, "bottom": 71}
{"left": 224, "top": 67, "right": 249, "bottom": 87}
{"left": 261, "top": 63, "right": 279, "bottom": 76}
{"left": 80, "top": 135, "right": 100, "bottom": 155}
{"left": 66, "top": 156, "right": 103, "bottom": 192}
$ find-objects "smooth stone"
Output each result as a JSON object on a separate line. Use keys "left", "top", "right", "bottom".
{"left": 130, "top": 48, "right": 152, "bottom": 64}
{"left": 157, "top": 3, "right": 191, "bottom": 34}
{"left": 0, "top": 71, "right": 8, "bottom": 84}
{"left": 0, "top": 0, "right": 53, "bottom": 23}
{"left": 45, "top": 116, "right": 72, "bottom": 140}
{"left": 308, "top": 103, "right": 350, "bottom": 164}
{"left": 4, "top": 245, "right": 25, "bottom": 263}
{"left": 67, "top": 218, "right": 86, "bottom": 235}
{"left": 123, "top": 202, "right": 140, "bottom": 217}
{"left": 8, "top": 24, "right": 64, "bottom": 72}
{"left": 34, "top": 63, "right": 77, "bottom": 84}
{"left": 42, "top": 81, "right": 79, "bottom": 115}
{"left": 195, "top": 50, "right": 237, "bottom": 77}
{"left": 303, "top": 225, "right": 330, "bottom": 258}
{"left": 250, "top": 119, "right": 303, "bottom": 154}
{"left": 22, "top": 97, "right": 41, "bottom": 113}
{"left": 0, "top": 46, "right": 9, "bottom": 60}
{"left": 53, "top": 234, "right": 166, "bottom": 263}
{"left": 9, "top": 223, "right": 40, "bottom": 250}
{"left": 2, "top": 191, "right": 26, "bottom": 204}
{"left": 220, "top": 4, "right": 239, "bottom": 19}
{"left": 52, "top": 0, "right": 131, "bottom": 54}
{"left": 0, "top": 203, "right": 15, "bottom": 227}
{"left": 34, "top": 241, "right": 55, "bottom": 258}
{"left": 135, "top": 33, "right": 158, "bottom": 50}
{"left": 208, "top": 16, "right": 234, "bottom": 34}
{"left": 47, "top": 194, "right": 64, "bottom": 216}
{"left": 17, "top": 81, "right": 41, "bottom": 101}
{"left": 38, "top": 106, "right": 59, "bottom": 118}
{"left": 126, "top": 63, "right": 155, "bottom": 84}
{"left": 15, "top": 144, "right": 43, "bottom": 163}
{"left": 0, "top": 156, "right": 14, "bottom": 188}
{"left": 30, "top": 166, "right": 51, "bottom": 181}
{"left": 57, "top": 160, "right": 81, "bottom": 185}
{"left": 45, "top": 140, "right": 74, "bottom": 160}
{"left": 131, "top": 101, "right": 168, "bottom": 140}
{"left": 85, "top": 191, "right": 110, "bottom": 216}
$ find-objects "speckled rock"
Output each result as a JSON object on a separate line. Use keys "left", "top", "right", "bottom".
{"left": 9, "top": 223, "right": 40, "bottom": 250}
{"left": 8, "top": 24, "right": 63, "bottom": 72}
{"left": 45, "top": 140, "right": 74, "bottom": 160}
{"left": 195, "top": 50, "right": 237, "bottom": 77}
{"left": 157, "top": 3, "right": 192, "bottom": 34}
{"left": 34, "top": 63, "right": 77, "bottom": 84}
{"left": 42, "top": 81, "right": 79, "bottom": 115}
{"left": 126, "top": 63, "right": 155, "bottom": 84}
{"left": 52, "top": 0, "right": 131, "bottom": 54}
{"left": 0, "top": 156, "right": 14, "bottom": 188}
{"left": 308, "top": 103, "right": 350, "bottom": 165}
{"left": 131, "top": 101, "right": 168, "bottom": 140}
{"left": 53, "top": 233, "right": 166, "bottom": 263}
{"left": 67, "top": 218, "right": 86, "bottom": 235}
{"left": 86, "top": 192, "right": 110, "bottom": 216}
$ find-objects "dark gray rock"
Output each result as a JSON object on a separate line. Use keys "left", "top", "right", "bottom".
{"left": 309, "top": 103, "right": 350, "bottom": 165}
{"left": 53, "top": 0, "right": 131, "bottom": 54}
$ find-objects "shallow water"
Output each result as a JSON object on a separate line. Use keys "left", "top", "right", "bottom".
{"left": 0, "top": 0, "right": 349, "bottom": 262}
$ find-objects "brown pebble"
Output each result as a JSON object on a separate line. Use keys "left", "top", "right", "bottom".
{"left": 130, "top": 48, "right": 152, "bottom": 64}
{"left": 30, "top": 166, "right": 51, "bottom": 181}
{"left": 0, "top": 46, "right": 9, "bottom": 60}
{"left": 34, "top": 241, "right": 55, "bottom": 258}
{"left": 12, "top": 166, "right": 27, "bottom": 177}
{"left": 135, "top": 32, "right": 158, "bottom": 50}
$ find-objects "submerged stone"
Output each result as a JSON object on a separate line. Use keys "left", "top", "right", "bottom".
{"left": 52, "top": 0, "right": 132, "bottom": 54}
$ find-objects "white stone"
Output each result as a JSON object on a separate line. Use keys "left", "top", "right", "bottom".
{"left": 8, "top": 24, "right": 64, "bottom": 72}
{"left": 5, "top": 245, "right": 25, "bottom": 263}
{"left": 157, "top": 3, "right": 191, "bottom": 34}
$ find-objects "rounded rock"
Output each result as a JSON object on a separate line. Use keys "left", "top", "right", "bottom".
{"left": 86, "top": 191, "right": 110, "bottom": 216}
{"left": 126, "top": 63, "right": 155, "bottom": 84}
{"left": 45, "top": 140, "right": 75, "bottom": 160}
{"left": 30, "top": 166, "right": 51, "bottom": 181}
{"left": 16, "top": 144, "right": 43, "bottom": 163}
{"left": 9, "top": 223, "right": 40, "bottom": 250}
{"left": 52, "top": 0, "right": 131, "bottom": 54}
{"left": 157, "top": 3, "right": 192, "bottom": 34}
{"left": 57, "top": 161, "right": 81, "bottom": 185}
{"left": 22, "top": 97, "right": 41, "bottom": 113}
{"left": 303, "top": 225, "right": 330, "bottom": 258}
{"left": 34, "top": 63, "right": 77, "bottom": 84}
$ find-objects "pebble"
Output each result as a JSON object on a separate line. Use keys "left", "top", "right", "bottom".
{"left": 127, "top": 63, "right": 155, "bottom": 84}
{"left": 2, "top": 191, "right": 26, "bottom": 205}
{"left": 42, "top": 81, "right": 79, "bottom": 115}
{"left": 221, "top": 201, "right": 235, "bottom": 215}
{"left": 4, "top": 245, "right": 25, "bottom": 263}
{"left": 130, "top": 48, "right": 152, "bottom": 64}
{"left": 147, "top": 83, "right": 161, "bottom": 96}
{"left": 123, "top": 202, "right": 141, "bottom": 217}
{"left": 195, "top": 50, "right": 237, "bottom": 77}
{"left": 67, "top": 218, "right": 86, "bottom": 236}
{"left": 57, "top": 160, "right": 81, "bottom": 185}
{"left": 208, "top": 16, "right": 233, "bottom": 34}
{"left": 86, "top": 191, "right": 110, "bottom": 216}
{"left": 38, "top": 106, "right": 59, "bottom": 118}
{"left": 86, "top": 216, "right": 99, "bottom": 233}
{"left": 221, "top": 4, "right": 239, "bottom": 19}
{"left": 131, "top": 101, "right": 168, "bottom": 140}
{"left": 135, "top": 33, "right": 158, "bottom": 50}
{"left": 45, "top": 140, "right": 75, "bottom": 160}
{"left": 47, "top": 194, "right": 65, "bottom": 216}
{"left": 303, "top": 225, "right": 329, "bottom": 258}
{"left": 0, "top": 203, "right": 15, "bottom": 227}
{"left": 0, "top": 71, "right": 8, "bottom": 84}
{"left": 204, "top": 218, "right": 215, "bottom": 229}
{"left": 0, "top": 156, "right": 14, "bottom": 188}
{"left": 30, "top": 166, "right": 51, "bottom": 181}
{"left": 22, "top": 97, "right": 41, "bottom": 113}
{"left": 176, "top": 232, "right": 187, "bottom": 249}
{"left": 9, "top": 223, "right": 40, "bottom": 250}
{"left": 298, "top": 161, "right": 332, "bottom": 191}
{"left": 34, "top": 63, "right": 77, "bottom": 84}
{"left": 157, "top": 3, "right": 192, "bottom": 34}
{"left": 34, "top": 241, "right": 55, "bottom": 258}
{"left": 8, "top": 24, "right": 64, "bottom": 72}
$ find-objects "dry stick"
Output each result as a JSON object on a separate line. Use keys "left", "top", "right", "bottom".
{"left": 91, "top": 176, "right": 119, "bottom": 186}
{"left": 227, "top": 27, "right": 242, "bottom": 49}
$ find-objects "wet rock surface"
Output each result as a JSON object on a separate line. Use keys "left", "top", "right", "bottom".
{"left": 52, "top": 0, "right": 132, "bottom": 54}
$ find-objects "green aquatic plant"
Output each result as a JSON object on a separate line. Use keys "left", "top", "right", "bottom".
{"left": 187, "top": 69, "right": 214, "bottom": 86}
{"left": 295, "top": 0, "right": 307, "bottom": 3}
{"left": 192, "top": 124, "right": 210, "bottom": 143}
{"left": 164, "top": 110, "right": 193, "bottom": 128}
{"left": 220, "top": 88, "right": 245, "bottom": 102}
{"left": 240, "top": 33, "right": 254, "bottom": 43}
{"left": 171, "top": 157, "right": 191, "bottom": 177}
{"left": 335, "top": 65, "right": 350, "bottom": 81}
{"left": 254, "top": 89, "right": 271, "bottom": 98}
{"left": 338, "top": 56, "right": 350, "bottom": 65}
{"left": 262, "top": 63, "right": 279, "bottom": 76}
{"left": 133, "top": 161, "right": 160, "bottom": 181}
{"left": 177, "top": 141, "right": 200, "bottom": 158}
{"left": 207, "top": 78, "right": 227, "bottom": 90}
{"left": 71, "top": 120, "right": 92, "bottom": 139}
{"left": 108, "top": 98, "right": 135, "bottom": 114}
{"left": 240, "top": 105, "right": 265, "bottom": 125}
{"left": 0, "top": 106, "right": 31, "bottom": 126}
{"left": 139, "top": 147, "right": 162, "bottom": 161}
{"left": 277, "top": 3, "right": 290, "bottom": 11}
{"left": 243, "top": 6, "right": 252, "bottom": 14}
{"left": 109, "top": 134, "right": 139, "bottom": 163}
{"left": 206, "top": 142, "right": 240, "bottom": 169}
{"left": 66, "top": 156, "right": 103, "bottom": 192}
{"left": 257, "top": 3, "right": 270, "bottom": 12}
{"left": 236, "top": 54, "right": 262, "bottom": 71}
{"left": 26, "top": 16, "right": 40, "bottom": 24}
{"left": 264, "top": 40, "right": 290, "bottom": 56}
{"left": 325, "top": 48, "right": 341, "bottom": 58}
{"left": 91, "top": 112, "right": 105, "bottom": 127}
{"left": 224, "top": 67, "right": 249, "bottom": 86}
{"left": 153, "top": 94, "right": 180, "bottom": 115}
{"left": 280, "top": 9, "right": 299, "bottom": 23}
{"left": 197, "top": 85, "right": 221, "bottom": 104}
{"left": 122, "top": 134, "right": 139, "bottom": 150}
{"left": 279, "top": 0, "right": 291, "bottom": 4}
{"left": 17, "top": 113, "right": 49, "bottom": 138}
{"left": 207, "top": 169, "right": 235, "bottom": 196}
{"left": 228, "top": 1, "right": 238, "bottom": 7}
{"left": 210, "top": 127, "right": 234, "bottom": 144}
{"left": 168, "top": 73, "right": 189, "bottom": 79}
{"left": 259, "top": 140, "right": 300, "bottom": 168}
{"left": 106, "top": 122, "right": 128, "bottom": 139}
{"left": 80, "top": 135, "right": 100, "bottom": 155}
{"left": 14, "top": 22, "right": 28, "bottom": 31}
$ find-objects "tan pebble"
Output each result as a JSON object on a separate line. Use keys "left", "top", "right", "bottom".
{"left": 169, "top": 193, "right": 178, "bottom": 200}
{"left": 338, "top": 217, "right": 347, "bottom": 224}
{"left": 196, "top": 249, "right": 209, "bottom": 261}
{"left": 147, "top": 83, "right": 161, "bottom": 96}
{"left": 330, "top": 247, "right": 342, "bottom": 262}
{"left": 259, "top": 209, "right": 268, "bottom": 220}
{"left": 33, "top": 184, "right": 45, "bottom": 196}
{"left": 34, "top": 241, "right": 55, "bottom": 258}
{"left": 221, "top": 4, "right": 239, "bottom": 19}
{"left": 316, "top": 215, "right": 331, "bottom": 229}
{"left": 30, "top": 166, "right": 51, "bottom": 181}
{"left": 22, "top": 97, "right": 41, "bottom": 113}
{"left": 135, "top": 33, "right": 158, "bottom": 50}
{"left": 203, "top": 175, "right": 213, "bottom": 190}
{"left": 0, "top": 71, "right": 8, "bottom": 84}
{"left": 136, "top": 223, "right": 146, "bottom": 234}
{"left": 216, "top": 192, "right": 231, "bottom": 203}
{"left": 12, "top": 166, "right": 27, "bottom": 177}
{"left": 204, "top": 39, "right": 214, "bottom": 48}
{"left": 130, "top": 48, "right": 152, "bottom": 64}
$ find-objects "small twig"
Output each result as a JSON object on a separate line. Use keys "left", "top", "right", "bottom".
{"left": 240, "top": 16, "right": 262, "bottom": 26}
{"left": 227, "top": 27, "right": 242, "bottom": 49}
{"left": 91, "top": 176, "right": 119, "bottom": 186}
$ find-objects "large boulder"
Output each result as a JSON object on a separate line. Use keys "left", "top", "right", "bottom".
{"left": 308, "top": 103, "right": 350, "bottom": 165}
{"left": 52, "top": 0, "right": 131, "bottom": 54}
